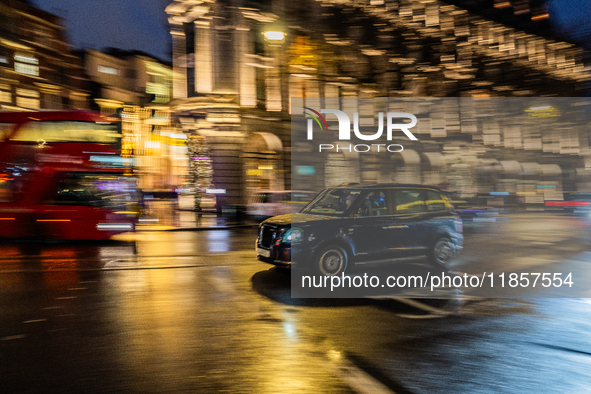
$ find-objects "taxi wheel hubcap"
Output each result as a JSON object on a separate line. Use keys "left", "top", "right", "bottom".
{"left": 434, "top": 238, "right": 453, "bottom": 265}
{"left": 319, "top": 248, "right": 346, "bottom": 276}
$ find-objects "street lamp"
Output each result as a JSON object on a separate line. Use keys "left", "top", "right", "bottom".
{"left": 263, "top": 31, "right": 286, "bottom": 44}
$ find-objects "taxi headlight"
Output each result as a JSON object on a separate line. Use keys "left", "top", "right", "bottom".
{"left": 283, "top": 227, "right": 303, "bottom": 243}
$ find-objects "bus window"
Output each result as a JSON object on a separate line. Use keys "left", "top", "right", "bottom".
{"left": 0, "top": 168, "right": 27, "bottom": 203}
{"left": 0, "top": 123, "right": 15, "bottom": 141}
{"left": 11, "top": 121, "right": 120, "bottom": 145}
{"left": 48, "top": 173, "right": 139, "bottom": 211}
{"left": 51, "top": 176, "right": 103, "bottom": 206}
{"left": 0, "top": 172, "right": 14, "bottom": 202}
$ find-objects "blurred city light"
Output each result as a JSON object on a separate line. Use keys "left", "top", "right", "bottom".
{"left": 263, "top": 31, "right": 286, "bottom": 42}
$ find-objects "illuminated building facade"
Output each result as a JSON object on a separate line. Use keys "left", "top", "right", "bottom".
{"left": 120, "top": 106, "right": 189, "bottom": 191}
{"left": 83, "top": 49, "right": 174, "bottom": 114}
{"left": 0, "top": 0, "right": 88, "bottom": 111}
{"left": 83, "top": 49, "right": 186, "bottom": 192}
{"left": 167, "top": 0, "right": 591, "bottom": 211}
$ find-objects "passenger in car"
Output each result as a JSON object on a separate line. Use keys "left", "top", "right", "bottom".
{"left": 340, "top": 194, "right": 356, "bottom": 211}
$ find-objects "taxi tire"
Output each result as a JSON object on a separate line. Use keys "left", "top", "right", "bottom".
{"left": 429, "top": 237, "right": 454, "bottom": 267}
{"left": 316, "top": 245, "right": 348, "bottom": 276}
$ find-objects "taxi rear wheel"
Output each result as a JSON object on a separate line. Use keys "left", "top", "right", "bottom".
{"left": 316, "top": 245, "right": 348, "bottom": 276}
{"left": 430, "top": 237, "right": 454, "bottom": 267}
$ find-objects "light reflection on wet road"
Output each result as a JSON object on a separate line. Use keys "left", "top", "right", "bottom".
{"left": 1, "top": 214, "right": 591, "bottom": 393}
{"left": 0, "top": 259, "right": 356, "bottom": 393}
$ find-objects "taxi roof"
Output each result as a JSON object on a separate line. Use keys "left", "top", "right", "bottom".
{"left": 331, "top": 183, "right": 443, "bottom": 190}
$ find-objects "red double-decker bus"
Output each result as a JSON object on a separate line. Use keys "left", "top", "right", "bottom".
{"left": 0, "top": 111, "right": 138, "bottom": 240}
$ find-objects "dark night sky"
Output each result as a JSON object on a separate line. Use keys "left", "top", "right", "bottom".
{"left": 547, "top": 0, "right": 591, "bottom": 47}
{"left": 31, "top": 0, "right": 172, "bottom": 61}
{"left": 29, "top": 0, "right": 590, "bottom": 62}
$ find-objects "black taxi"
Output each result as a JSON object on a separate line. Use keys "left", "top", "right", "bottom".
{"left": 256, "top": 184, "right": 463, "bottom": 276}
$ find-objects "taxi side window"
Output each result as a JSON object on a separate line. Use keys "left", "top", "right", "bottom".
{"left": 425, "top": 190, "right": 446, "bottom": 211}
{"left": 357, "top": 191, "right": 389, "bottom": 217}
{"left": 394, "top": 189, "right": 426, "bottom": 214}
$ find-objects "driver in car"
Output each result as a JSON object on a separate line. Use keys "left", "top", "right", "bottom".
{"left": 339, "top": 193, "right": 356, "bottom": 212}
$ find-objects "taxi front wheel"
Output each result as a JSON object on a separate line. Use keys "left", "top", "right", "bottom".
{"left": 316, "top": 245, "right": 348, "bottom": 276}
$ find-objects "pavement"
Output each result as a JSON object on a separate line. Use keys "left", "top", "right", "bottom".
{"left": 136, "top": 199, "right": 258, "bottom": 231}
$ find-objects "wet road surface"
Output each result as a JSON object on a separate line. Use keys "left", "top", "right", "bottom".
{"left": 1, "top": 213, "right": 591, "bottom": 393}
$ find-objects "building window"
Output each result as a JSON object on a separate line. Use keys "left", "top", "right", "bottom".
{"left": 0, "top": 84, "right": 11, "bottom": 104}
{"left": 256, "top": 67, "right": 266, "bottom": 106}
{"left": 147, "top": 73, "right": 170, "bottom": 103}
{"left": 44, "top": 92, "right": 62, "bottom": 109}
{"left": 36, "top": 24, "right": 55, "bottom": 48}
{"left": 98, "top": 65, "right": 119, "bottom": 75}
{"left": 14, "top": 55, "right": 39, "bottom": 76}
{"left": 16, "top": 88, "right": 40, "bottom": 109}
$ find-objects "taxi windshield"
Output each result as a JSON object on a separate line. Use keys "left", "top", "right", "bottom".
{"left": 301, "top": 189, "right": 362, "bottom": 216}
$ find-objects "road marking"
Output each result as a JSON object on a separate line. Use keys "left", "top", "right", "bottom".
{"left": 370, "top": 297, "right": 454, "bottom": 318}
{"left": 1, "top": 335, "right": 26, "bottom": 341}
{"left": 394, "top": 298, "right": 452, "bottom": 314}
{"left": 56, "top": 296, "right": 77, "bottom": 300}
{"left": 42, "top": 306, "right": 64, "bottom": 310}
{"left": 324, "top": 352, "right": 396, "bottom": 394}
{"left": 22, "top": 319, "right": 47, "bottom": 324}
{"left": 67, "top": 287, "right": 87, "bottom": 291}
{"left": 395, "top": 313, "right": 450, "bottom": 319}
{"left": 0, "top": 255, "right": 224, "bottom": 273}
